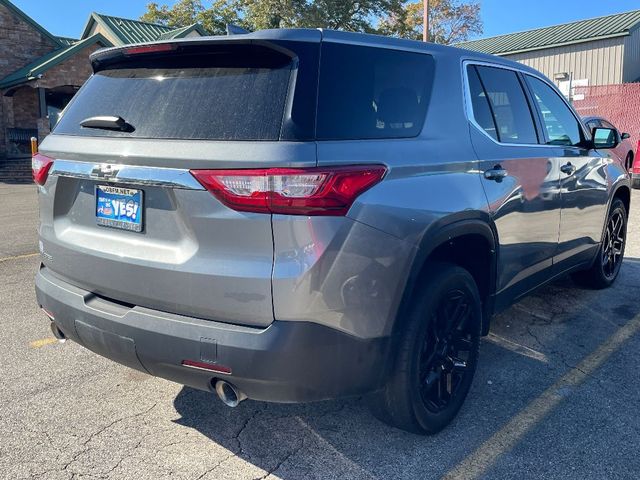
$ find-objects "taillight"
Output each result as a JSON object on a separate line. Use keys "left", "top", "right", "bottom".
{"left": 32, "top": 153, "right": 54, "bottom": 186}
{"left": 190, "top": 165, "right": 387, "bottom": 216}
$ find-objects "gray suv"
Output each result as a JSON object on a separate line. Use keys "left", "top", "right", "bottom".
{"left": 34, "top": 29, "right": 630, "bottom": 434}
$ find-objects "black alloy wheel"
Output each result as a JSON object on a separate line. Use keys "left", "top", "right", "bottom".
{"left": 571, "top": 197, "right": 627, "bottom": 289}
{"left": 419, "top": 289, "right": 475, "bottom": 413}
{"left": 367, "top": 263, "right": 481, "bottom": 434}
{"left": 601, "top": 208, "right": 625, "bottom": 280}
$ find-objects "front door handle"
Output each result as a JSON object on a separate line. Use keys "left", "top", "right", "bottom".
{"left": 561, "top": 162, "right": 576, "bottom": 175}
{"left": 484, "top": 165, "right": 508, "bottom": 182}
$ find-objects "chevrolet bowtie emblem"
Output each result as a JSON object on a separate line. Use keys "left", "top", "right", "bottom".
{"left": 90, "top": 164, "right": 120, "bottom": 180}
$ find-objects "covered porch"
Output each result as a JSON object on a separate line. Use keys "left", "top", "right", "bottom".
{"left": 0, "top": 33, "right": 111, "bottom": 170}
{"left": 1, "top": 84, "right": 78, "bottom": 158}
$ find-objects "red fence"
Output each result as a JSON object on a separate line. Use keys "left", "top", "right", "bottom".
{"left": 573, "top": 83, "right": 640, "bottom": 151}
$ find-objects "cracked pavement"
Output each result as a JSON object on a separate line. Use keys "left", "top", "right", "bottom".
{"left": 1, "top": 184, "right": 640, "bottom": 479}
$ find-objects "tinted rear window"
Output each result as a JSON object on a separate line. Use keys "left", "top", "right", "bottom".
{"left": 317, "top": 43, "right": 434, "bottom": 140}
{"left": 54, "top": 45, "right": 295, "bottom": 141}
{"left": 54, "top": 41, "right": 434, "bottom": 142}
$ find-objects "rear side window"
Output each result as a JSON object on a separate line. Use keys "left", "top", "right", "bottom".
{"left": 525, "top": 75, "right": 583, "bottom": 146}
{"left": 54, "top": 45, "right": 295, "bottom": 141}
{"left": 470, "top": 65, "right": 538, "bottom": 145}
{"left": 317, "top": 44, "right": 434, "bottom": 140}
{"left": 467, "top": 66, "right": 498, "bottom": 141}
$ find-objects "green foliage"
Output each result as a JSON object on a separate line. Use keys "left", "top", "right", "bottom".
{"left": 140, "top": 0, "right": 482, "bottom": 43}
{"left": 301, "top": 0, "right": 404, "bottom": 32}
{"left": 379, "top": 0, "right": 483, "bottom": 44}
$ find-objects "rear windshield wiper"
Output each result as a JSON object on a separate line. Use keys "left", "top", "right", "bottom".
{"left": 80, "top": 116, "right": 134, "bottom": 132}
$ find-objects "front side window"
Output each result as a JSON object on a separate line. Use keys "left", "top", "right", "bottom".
{"left": 600, "top": 120, "right": 616, "bottom": 131}
{"left": 471, "top": 65, "right": 538, "bottom": 145}
{"left": 585, "top": 119, "right": 601, "bottom": 131}
{"left": 526, "top": 76, "right": 583, "bottom": 146}
{"left": 599, "top": 120, "right": 621, "bottom": 141}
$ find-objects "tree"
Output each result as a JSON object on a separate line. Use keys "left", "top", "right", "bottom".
{"left": 301, "top": 0, "right": 404, "bottom": 33}
{"left": 140, "top": 0, "right": 482, "bottom": 43}
{"left": 142, "top": 0, "right": 404, "bottom": 33}
{"left": 241, "top": 0, "right": 307, "bottom": 30}
{"left": 141, "top": 0, "right": 243, "bottom": 35}
{"left": 141, "top": 0, "right": 204, "bottom": 28}
{"left": 379, "top": 0, "right": 482, "bottom": 44}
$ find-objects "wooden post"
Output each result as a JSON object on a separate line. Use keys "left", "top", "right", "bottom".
{"left": 423, "top": 0, "right": 429, "bottom": 42}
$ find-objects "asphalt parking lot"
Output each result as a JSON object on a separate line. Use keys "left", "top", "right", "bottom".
{"left": 1, "top": 183, "right": 640, "bottom": 480}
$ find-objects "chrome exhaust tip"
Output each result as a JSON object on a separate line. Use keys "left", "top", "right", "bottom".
{"left": 215, "top": 380, "right": 247, "bottom": 407}
{"left": 50, "top": 322, "right": 66, "bottom": 342}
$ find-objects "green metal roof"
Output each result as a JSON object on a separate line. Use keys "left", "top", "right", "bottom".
{"left": 0, "top": 0, "right": 61, "bottom": 47}
{"left": 0, "top": 34, "right": 112, "bottom": 89}
{"left": 457, "top": 9, "right": 640, "bottom": 55}
{"left": 81, "top": 13, "right": 177, "bottom": 45}
{"left": 56, "top": 36, "right": 78, "bottom": 47}
{"left": 157, "top": 23, "right": 209, "bottom": 40}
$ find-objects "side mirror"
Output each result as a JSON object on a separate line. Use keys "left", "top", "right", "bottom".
{"left": 621, "top": 132, "right": 631, "bottom": 140}
{"left": 592, "top": 127, "right": 619, "bottom": 149}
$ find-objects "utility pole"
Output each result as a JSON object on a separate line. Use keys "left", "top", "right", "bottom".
{"left": 423, "top": 0, "right": 429, "bottom": 42}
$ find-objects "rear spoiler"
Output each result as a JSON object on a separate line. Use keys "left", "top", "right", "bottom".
{"left": 89, "top": 29, "right": 322, "bottom": 72}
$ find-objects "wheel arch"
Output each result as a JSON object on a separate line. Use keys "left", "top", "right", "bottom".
{"left": 394, "top": 215, "right": 499, "bottom": 338}
{"left": 613, "top": 184, "right": 631, "bottom": 216}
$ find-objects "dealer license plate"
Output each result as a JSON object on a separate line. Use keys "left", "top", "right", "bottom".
{"left": 96, "top": 185, "right": 143, "bottom": 232}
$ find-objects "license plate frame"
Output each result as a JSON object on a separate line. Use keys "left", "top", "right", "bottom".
{"left": 95, "top": 185, "right": 144, "bottom": 233}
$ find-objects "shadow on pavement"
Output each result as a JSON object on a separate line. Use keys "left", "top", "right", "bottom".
{"left": 171, "top": 260, "right": 640, "bottom": 479}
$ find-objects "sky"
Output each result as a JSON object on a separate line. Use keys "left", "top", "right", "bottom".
{"left": 10, "top": 0, "right": 640, "bottom": 40}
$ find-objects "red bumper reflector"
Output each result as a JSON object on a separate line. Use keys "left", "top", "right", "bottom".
{"left": 181, "top": 360, "right": 232, "bottom": 375}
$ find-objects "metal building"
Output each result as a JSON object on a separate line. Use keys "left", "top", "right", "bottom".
{"left": 457, "top": 9, "right": 640, "bottom": 94}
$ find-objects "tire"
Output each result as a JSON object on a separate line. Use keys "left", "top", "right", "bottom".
{"left": 572, "top": 198, "right": 627, "bottom": 289}
{"left": 626, "top": 152, "right": 633, "bottom": 173}
{"left": 367, "top": 263, "right": 482, "bottom": 434}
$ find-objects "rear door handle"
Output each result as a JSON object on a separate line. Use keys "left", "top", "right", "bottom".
{"left": 484, "top": 165, "right": 508, "bottom": 182}
{"left": 561, "top": 162, "right": 576, "bottom": 175}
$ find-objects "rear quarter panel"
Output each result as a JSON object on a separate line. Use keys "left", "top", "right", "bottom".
{"left": 273, "top": 49, "right": 492, "bottom": 339}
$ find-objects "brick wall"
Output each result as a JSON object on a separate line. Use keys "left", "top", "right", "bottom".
{"left": 11, "top": 86, "right": 38, "bottom": 128}
{"left": 37, "top": 44, "right": 100, "bottom": 89}
{"left": 0, "top": 33, "right": 101, "bottom": 159}
{"left": 0, "top": 3, "right": 58, "bottom": 80}
{"left": 0, "top": 2, "right": 58, "bottom": 159}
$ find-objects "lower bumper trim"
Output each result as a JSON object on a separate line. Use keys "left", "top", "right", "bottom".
{"left": 36, "top": 265, "right": 390, "bottom": 403}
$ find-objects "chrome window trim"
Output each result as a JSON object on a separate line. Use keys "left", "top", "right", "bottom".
{"left": 461, "top": 59, "right": 590, "bottom": 150}
{"left": 49, "top": 160, "right": 205, "bottom": 190}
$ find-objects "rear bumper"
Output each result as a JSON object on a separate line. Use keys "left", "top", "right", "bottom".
{"left": 632, "top": 173, "right": 640, "bottom": 189}
{"left": 35, "top": 266, "right": 390, "bottom": 403}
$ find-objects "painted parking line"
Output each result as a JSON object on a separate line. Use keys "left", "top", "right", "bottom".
{"left": 443, "top": 312, "right": 640, "bottom": 480}
{"left": 29, "top": 338, "right": 59, "bottom": 349}
{"left": 485, "top": 333, "right": 548, "bottom": 363}
{"left": 0, "top": 252, "right": 39, "bottom": 263}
